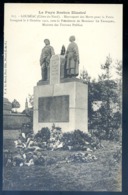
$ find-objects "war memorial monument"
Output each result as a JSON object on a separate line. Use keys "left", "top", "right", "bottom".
{"left": 33, "top": 36, "right": 88, "bottom": 133}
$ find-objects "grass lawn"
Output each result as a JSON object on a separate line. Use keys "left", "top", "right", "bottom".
{"left": 3, "top": 138, "right": 122, "bottom": 191}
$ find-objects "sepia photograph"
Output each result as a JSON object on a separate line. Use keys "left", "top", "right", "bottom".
{"left": 3, "top": 3, "right": 122, "bottom": 191}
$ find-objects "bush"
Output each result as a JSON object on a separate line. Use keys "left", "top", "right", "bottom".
{"left": 107, "top": 128, "right": 120, "bottom": 141}
{"left": 91, "top": 128, "right": 120, "bottom": 141}
{"left": 35, "top": 127, "right": 51, "bottom": 142}
{"left": 91, "top": 129, "right": 106, "bottom": 140}
{"left": 73, "top": 129, "right": 92, "bottom": 145}
{"left": 89, "top": 110, "right": 122, "bottom": 141}
{"left": 62, "top": 129, "right": 98, "bottom": 150}
{"left": 61, "top": 132, "right": 73, "bottom": 149}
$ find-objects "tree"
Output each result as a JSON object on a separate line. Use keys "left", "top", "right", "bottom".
{"left": 80, "top": 70, "right": 101, "bottom": 129}
{"left": 115, "top": 60, "right": 122, "bottom": 77}
{"left": 80, "top": 57, "right": 121, "bottom": 140}
{"left": 28, "top": 94, "right": 34, "bottom": 108}
{"left": 26, "top": 94, "right": 34, "bottom": 123}
{"left": 79, "top": 69, "right": 91, "bottom": 84}
{"left": 96, "top": 55, "right": 121, "bottom": 138}
{"left": 98, "top": 56, "right": 112, "bottom": 135}
{"left": 79, "top": 69, "right": 93, "bottom": 125}
{"left": 114, "top": 60, "right": 122, "bottom": 112}
{"left": 22, "top": 94, "right": 34, "bottom": 123}
{"left": 12, "top": 99, "right": 20, "bottom": 113}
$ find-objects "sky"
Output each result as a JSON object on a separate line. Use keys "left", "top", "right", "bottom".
{"left": 4, "top": 4, "right": 122, "bottom": 111}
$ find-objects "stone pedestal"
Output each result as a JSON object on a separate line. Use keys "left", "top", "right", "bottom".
{"left": 33, "top": 55, "right": 88, "bottom": 133}
{"left": 50, "top": 55, "right": 65, "bottom": 84}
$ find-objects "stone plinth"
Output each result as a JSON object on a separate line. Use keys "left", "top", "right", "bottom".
{"left": 33, "top": 80, "right": 88, "bottom": 133}
{"left": 50, "top": 55, "right": 65, "bottom": 84}
{"left": 33, "top": 54, "right": 88, "bottom": 133}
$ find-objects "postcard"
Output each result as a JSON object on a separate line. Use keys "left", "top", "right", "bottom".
{"left": 3, "top": 3, "right": 122, "bottom": 191}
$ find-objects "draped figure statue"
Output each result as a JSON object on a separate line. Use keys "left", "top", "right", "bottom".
{"left": 65, "top": 36, "right": 79, "bottom": 77}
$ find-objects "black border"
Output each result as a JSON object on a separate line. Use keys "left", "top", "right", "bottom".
{"left": 0, "top": 0, "right": 128, "bottom": 195}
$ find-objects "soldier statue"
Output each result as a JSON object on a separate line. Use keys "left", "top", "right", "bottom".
{"left": 65, "top": 36, "right": 79, "bottom": 77}
{"left": 40, "top": 39, "right": 55, "bottom": 81}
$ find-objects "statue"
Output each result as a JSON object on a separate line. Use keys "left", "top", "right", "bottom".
{"left": 40, "top": 39, "right": 55, "bottom": 81}
{"left": 65, "top": 36, "right": 79, "bottom": 77}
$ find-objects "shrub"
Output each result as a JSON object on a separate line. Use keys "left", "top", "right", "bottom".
{"left": 91, "top": 128, "right": 120, "bottom": 141}
{"left": 62, "top": 129, "right": 99, "bottom": 150}
{"left": 107, "top": 128, "right": 120, "bottom": 141}
{"left": 35, "top": 127, "right": 51, "bottom": 142}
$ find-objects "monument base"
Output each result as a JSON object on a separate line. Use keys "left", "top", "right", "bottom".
{"left": 33, "top": 80, "right": 88, "bottom": 133}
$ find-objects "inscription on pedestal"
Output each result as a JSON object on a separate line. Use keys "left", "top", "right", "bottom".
{"left": 50, "top": 55, "right": 60, "bottom": 84}
{"left": 38, "top": 95, "right": 69, "bottom": 122}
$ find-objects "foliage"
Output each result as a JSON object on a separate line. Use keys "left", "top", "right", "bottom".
{"left": 25, "top": 108, "right": 33, "bottom": 123}
{"left": 92, "top": 128, "right": 120, "bottom": 141}
{"left": 24, "top": 94, "right": 34, "bottom": 124}
{"left": 62, "top": 129, "right": 100, "bottom": 150}
{"left": 80, "top": 55, "right": 122, "bottom": 140}
{"left": 115, "top": 60, "right": 122, "bottom": 77}
{"left": 79, "top": 69, "right": 91, "bottom": 84}
{"left": 12, "top": 99, "right": 20, "bottom": 108}
{"left": 62, "top": 130, "right": 84, "bottom": 147}
{"left": 114, "top": 60, "right": 122, "bottom": 111}
{"left": 34, "top": 127, "right": 51, "bottom": 142}
{"left": 28, "top": 94, "right": 34, "bottom": 108}
{"left": 96, "top": 56, "right": 121, "bottom": 137}
{"left": 107, "top": 128, "right": 120, "bottom": 141}
{"left": 11, "top": 99, "right": 20, "bottom": 112}
{"left": 3, "top": 139, "right": 121, "bottom": 191}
